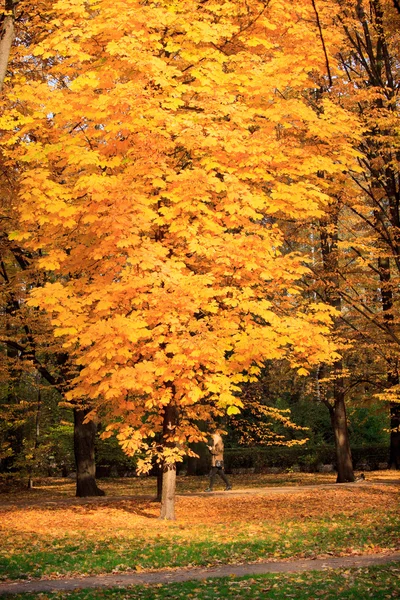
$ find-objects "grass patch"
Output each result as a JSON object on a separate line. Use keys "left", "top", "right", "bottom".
{"left": 2, "top": 565, "right": 400, "bottom": 599}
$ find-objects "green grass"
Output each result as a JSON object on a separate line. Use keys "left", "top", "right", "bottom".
{"left": 2, "top": 565, "right": 400, "bottom": 599}
{"left": 1, "top": 511, "right": 399, "bottom": 581}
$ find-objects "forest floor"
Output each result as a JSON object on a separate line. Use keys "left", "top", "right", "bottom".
{"left": 0, "top": 472, "right": 399, "bottom": 598}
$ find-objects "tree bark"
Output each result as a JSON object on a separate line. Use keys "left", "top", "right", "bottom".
{"left": 159, "top": 401, "right": 177, "bottom": 520}
{"left": 74, "top": 408, "right": 105, "bottom": 497}
{"left": 0, "top": 0, "right": 16, "bottom": 91}
{"left": 160, "top": 463, "right": 176, "bottom": 520}
{"left": 329, "top": 377, "right": 355, "bottom": 482}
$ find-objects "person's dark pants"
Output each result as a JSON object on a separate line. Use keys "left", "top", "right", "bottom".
{"left": 209, "top": 466, "right": 230, "bottom": 489}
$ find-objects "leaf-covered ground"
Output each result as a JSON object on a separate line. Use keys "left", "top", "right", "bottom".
{"left": 0, "top": 470, "right": 396, "bottom": 501}
{"left": 0, "top": 473, "right": 399, "bottom": 582}
{"left": 0, "top": 471, "right": 343, "bottom": 500}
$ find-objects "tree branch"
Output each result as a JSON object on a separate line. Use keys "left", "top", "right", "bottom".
{"left": 311, "top": 0, "right": 333, "bottom": 88}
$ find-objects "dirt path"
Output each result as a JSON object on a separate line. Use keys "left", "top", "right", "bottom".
{"left": 190, "top": 479, "right": 400, "bottom": 496}
{"left": 1, "top": 552, "right": 400, "bottom": 595}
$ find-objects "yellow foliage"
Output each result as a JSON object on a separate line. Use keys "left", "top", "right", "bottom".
{"left": 2, "top": 0, "right": 363, "bottom": 466}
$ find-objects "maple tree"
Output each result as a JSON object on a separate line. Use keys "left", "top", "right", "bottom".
{"left": 0, "top": 0, "right": 365, "bottom": 517}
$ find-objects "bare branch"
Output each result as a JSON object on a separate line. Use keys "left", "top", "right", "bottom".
{"left": 311, "top": 0, "right": 333, "bottom": 88}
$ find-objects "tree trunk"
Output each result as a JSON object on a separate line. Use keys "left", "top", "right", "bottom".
{"left": 330, "top": 379, "right": 354, "bottom": 482}
{"left": 389, "top": 402, "right": 400, "bottom": 469}
{"left": 159, "top": 401, "right": 177, "bottom": 519}
{"left": 0, "top": 0, "right": 16, "bottom": 91}
{"left": 74, "top": 408, "right": 105, "bottom": 497}
{"left": 160, "top": 463, "right": 176, "bottom": 520}
{"left": 319, "top": 211, "right": 354, "bottom": 483}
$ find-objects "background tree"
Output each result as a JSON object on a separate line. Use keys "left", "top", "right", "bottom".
{"left": 317, "top": 0, "right": 400, "bottom": 468}
{"left": 274, "top": 0, "right": 400, "bottom": 475}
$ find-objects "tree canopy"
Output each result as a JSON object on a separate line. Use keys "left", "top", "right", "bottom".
{"left": 1, "top": 0, "right": 399, "bottom": 515}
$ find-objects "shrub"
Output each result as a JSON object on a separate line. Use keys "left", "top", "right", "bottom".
{"left": 222, "top": 444, "right": 390, "bottom": 473}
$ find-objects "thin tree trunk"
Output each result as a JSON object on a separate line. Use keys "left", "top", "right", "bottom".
{"left": 160, "top": 463, "right": 176, "bottom": 520}
{"left": 74, "top": 408, "right": 105, "bottom": 497}
{"left": 0, "top": 0, "right": 16, "bottom": 91}
{"left": 159, "top": 401, "right": 177, "bottom": 520}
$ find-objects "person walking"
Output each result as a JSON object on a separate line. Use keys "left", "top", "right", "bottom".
{"left": 205, "top": 431, "right": 232, "bottom": 492}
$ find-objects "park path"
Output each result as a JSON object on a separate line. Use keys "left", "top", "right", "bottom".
{"left": 0, "top": 551, "right": 400, "bottom": 595}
